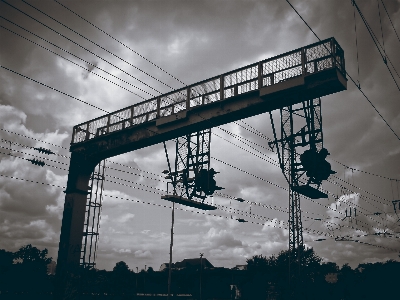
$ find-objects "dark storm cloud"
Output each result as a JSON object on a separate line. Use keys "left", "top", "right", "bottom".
{"left": 0, "top": 0, "right": 399, "bottom": 270}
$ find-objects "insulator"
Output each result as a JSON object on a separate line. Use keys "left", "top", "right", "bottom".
{"left": 33, "top": 147, "right": 54, "bottom": 155}
{"left": 27, "top": 158, "right": 45, "bottom": 167}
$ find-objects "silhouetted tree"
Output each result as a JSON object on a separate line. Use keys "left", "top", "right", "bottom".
{"left": 13, "top": 244, "right": 52, "bottom": 273}
{"left": 246, "top": 254, "right": 271, "bottom": 272}
{"left": 147, "top": 266, "right": 154, "bottom": 273}
{"left": 112, "top": 261, "right": 133, "bottom": 298}
{"left": 1, "top": 245, "right": 53, "bottom": 295}
{"left": 0, "top": 249, "right": 13, "bottom": 272}
{"left": 113, "top": 260, "right": 130, "bottom": 274}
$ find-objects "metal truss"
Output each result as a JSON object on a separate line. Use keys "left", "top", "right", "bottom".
{"left": 269, "top": 98, "right": 324, "bottom": 271}
{"left": 173, "top": 129, "right": 212, "bottom": 201}
{"left": 80, "top": 160, "right": 105, "bottom": 269}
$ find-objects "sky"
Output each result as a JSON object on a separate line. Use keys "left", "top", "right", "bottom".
{"left": 0, "top": 0, "right": 400, "bottom": 272}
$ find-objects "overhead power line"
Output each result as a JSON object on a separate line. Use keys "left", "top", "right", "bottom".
{"left": 352, "top": 0, "right": 400, "bottom": 89}
{"left": 284, "top": 0, "right": 400, "bottom": 141}
{"left": 1, "top": 1, "right": 157, "bottom": 96}
{"left": 53, "top": 0, "right": 185, "bottom": 86}
{"left": 379, "top": 0, "right": 400, "bottom": 44}
{"left": 0, "top": 65, "right": 109, "bottom": 113}
{"left": 0, "top": 25, "right": 139, "bottom": 97}
{"left": 21, "top": 0, "right": 175, "bottom": 91}
{"left": 1, "top": 125, "right": 391, "bottom": 231}
{"left": 0, "top": 0, "right": 394, "bottom": 231}
{"left": 2, "top": 172, "right": 398, "bottom": 253}
{"left": 0, "top": 16, "right": 148, "bottom": 99}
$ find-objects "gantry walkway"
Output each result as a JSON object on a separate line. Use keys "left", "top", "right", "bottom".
{"left": 71, "top": 37, "right": 346, "bottom": 160}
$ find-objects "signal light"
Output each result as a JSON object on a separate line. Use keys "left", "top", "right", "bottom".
{"left": 300, "top": 147, "right": 335, "bottom": 185}
{"left": 195, "top": 168, "right": 223, "bottom": 196}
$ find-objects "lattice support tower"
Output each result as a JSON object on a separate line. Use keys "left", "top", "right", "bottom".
{"left": 269, "top": 98, "right": 326, "bottom": 287}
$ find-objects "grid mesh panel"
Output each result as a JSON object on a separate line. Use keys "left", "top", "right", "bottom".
{"left": 305, "top": 42, "right": 331, "bottom": 62}
{"left": 71, "top": 38, "right": 344, "bottom": 144}
{"left": 224, "top": 65, "right": 258, "bottom": 86}
{"left": 263, "top": 51, "right": 302, "bottom": 75}
{"left": 190, "top": 78, "right": 220, "bottom": 98}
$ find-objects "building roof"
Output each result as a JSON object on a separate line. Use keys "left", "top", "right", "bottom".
{"left": 160, "top": 257, "right": 214, "bottom": 271}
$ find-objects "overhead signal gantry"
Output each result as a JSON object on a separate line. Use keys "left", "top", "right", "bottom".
{"left": 56, "top": 37, "right": 347, "bottom": 297}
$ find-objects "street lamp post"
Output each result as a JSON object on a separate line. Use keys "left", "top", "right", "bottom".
{"left": 144, "top": 264, "right": 146, "bottom": 295}
{"left": 200, "top": 253, "right": 204, "bottom": 300}
{"left": 136, "top": 267, "right": 138, "bottom": 296}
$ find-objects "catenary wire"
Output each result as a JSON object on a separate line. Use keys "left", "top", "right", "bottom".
{"left": 2, "top": 172, "right": 397, "bottom": 253}
{"left": 1, "top": 1, "right": 158, "bottom": 96}
{"left": 379, "top": 0, "right": 400, "bottom": 44}
{"left": 21, "top": 0, "right": 175, "bottom": 91}
{"left": 0, "top": 25, "right": 140, "bottom": 97}
{"left": 53, "top": 0, "right": 185, "bottom": 86}
{"left": 284, "top": 0, "right": 400, "bottom": 141}
{"left": 0, "top": 16, "right": 148, "bottom": 99}
{"left": 0, "top": 4, "right": 396, "bottom": 234}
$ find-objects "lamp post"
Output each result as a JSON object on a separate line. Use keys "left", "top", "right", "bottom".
{"left": 136, "top": 267, "right": 138, "bottom": 296}
{"left": 144, "top": 264, "right": 146, "bottom": 295}
{"left": 200, "top": 253, "right": 204, "bottom": 300}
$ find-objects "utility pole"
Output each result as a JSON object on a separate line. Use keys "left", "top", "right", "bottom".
{"left": 143, "top": 265, "right": 147, "bottom": 293}
{"left": 135, "top": 267, "right": 138, "bottom": 296}
{"left": 200, "top": 253, "right": 204, "bottom": 300}
{"left": 167, "top": 202, "right": 175, "bottom": 300}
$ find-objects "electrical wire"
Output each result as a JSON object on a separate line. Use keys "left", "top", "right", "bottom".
{"left": 0, "top": 66, "right": 109, "bottom": 113}
{"left": 1, "top": 3, "right": 396, "bottom": 232}
{"left": 284, "top": 0, "right": 400, "bottom": 141}
{"left": 1, "top": 126, "right": 390, "bottom": 232}
{"left": 379, "top": 0, "right": 400, "bottom": 44}
{"left": 0, "top": 16, "right": 148, "bottom": 99}
{"left": 1, "top": 0, "right": 398, "bottom": 256}
{"left": 1, "top": 172, "right": 397, "bottom": 253}
{"left": 352, "top": 0, "right": 400, "bottom": 86}
{"left": 21, "top": 0, "right": 175, "bottom": 91}
{"left": 53, "top": 0, "right": 185, "bottom": 86}
{"left": 1, "top": 1, "right": 158, "bottom": 96}
{"left": 0, "top": 25, "right": 140, "bottom": 97}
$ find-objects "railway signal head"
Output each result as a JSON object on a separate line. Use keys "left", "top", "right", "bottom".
{"left": 195, "top": 168, "right": 223, "bottom": 196}
{"left": 300, "top": 147, "right": 336, "bottom": 186}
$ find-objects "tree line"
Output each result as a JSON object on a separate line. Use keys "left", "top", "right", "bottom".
{"left": 0, "top": 244, "right": 399, "bottom": 299}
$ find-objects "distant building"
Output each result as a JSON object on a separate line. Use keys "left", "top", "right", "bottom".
{"left": 47, "top": 261, "right": 57, "bottom": 275}
{"left": 233, "top": 265, "right": 247, "bottom": 270}
{"left": 159, "top": 258, "right": 214, "bottom": 271}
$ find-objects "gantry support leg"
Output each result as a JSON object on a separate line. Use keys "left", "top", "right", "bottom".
{"left": 54, "top": 152, "right": 98, "bottom": 299}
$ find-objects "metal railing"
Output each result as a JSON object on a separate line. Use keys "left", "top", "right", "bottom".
{"left": 72, "top": 37, "right": 344, "bottom": 144}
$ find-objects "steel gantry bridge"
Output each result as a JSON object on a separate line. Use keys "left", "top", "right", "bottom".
{"left": 56, "top": 37, "right": 346, "bottom": 297}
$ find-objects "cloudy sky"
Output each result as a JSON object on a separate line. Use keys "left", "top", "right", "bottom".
{"left": 0, "top": 0, "right": 399, "bottom": 272}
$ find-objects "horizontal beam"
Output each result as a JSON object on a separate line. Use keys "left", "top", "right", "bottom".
{"left": 161, "top": 195, "right": 217, "bottom": 210}
{"left": 70, "top": 38, "right": 347, "bottom": 162}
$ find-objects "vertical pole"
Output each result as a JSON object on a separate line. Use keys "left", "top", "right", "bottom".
{"left": 186, "top": 87, "right": 191, "bottom": 110}
{"left": 167, "top": 202, "right": 175, "bottom": 300}
{"left": 130, "top": 106, "right": 134, "bottom": 125}
{"left": 220, "top": 75, "right": 225, "bottom": 101}
{"left": 157, "top": 97, "right": 161, "bottom": 118}
{"left": 136, "top": 267, "right": 138, "bottom": 296}
{"left": 200, "top": 253, "right": 203, "bottom": 300}
{"left": 301, "top": 47, "right": 306, "bottom": 75}
{"left": 106, "top": 115, "right": 111, "bottom": 133}
{"left": 258, "top": 61, "right": 263, "bottom": 89}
